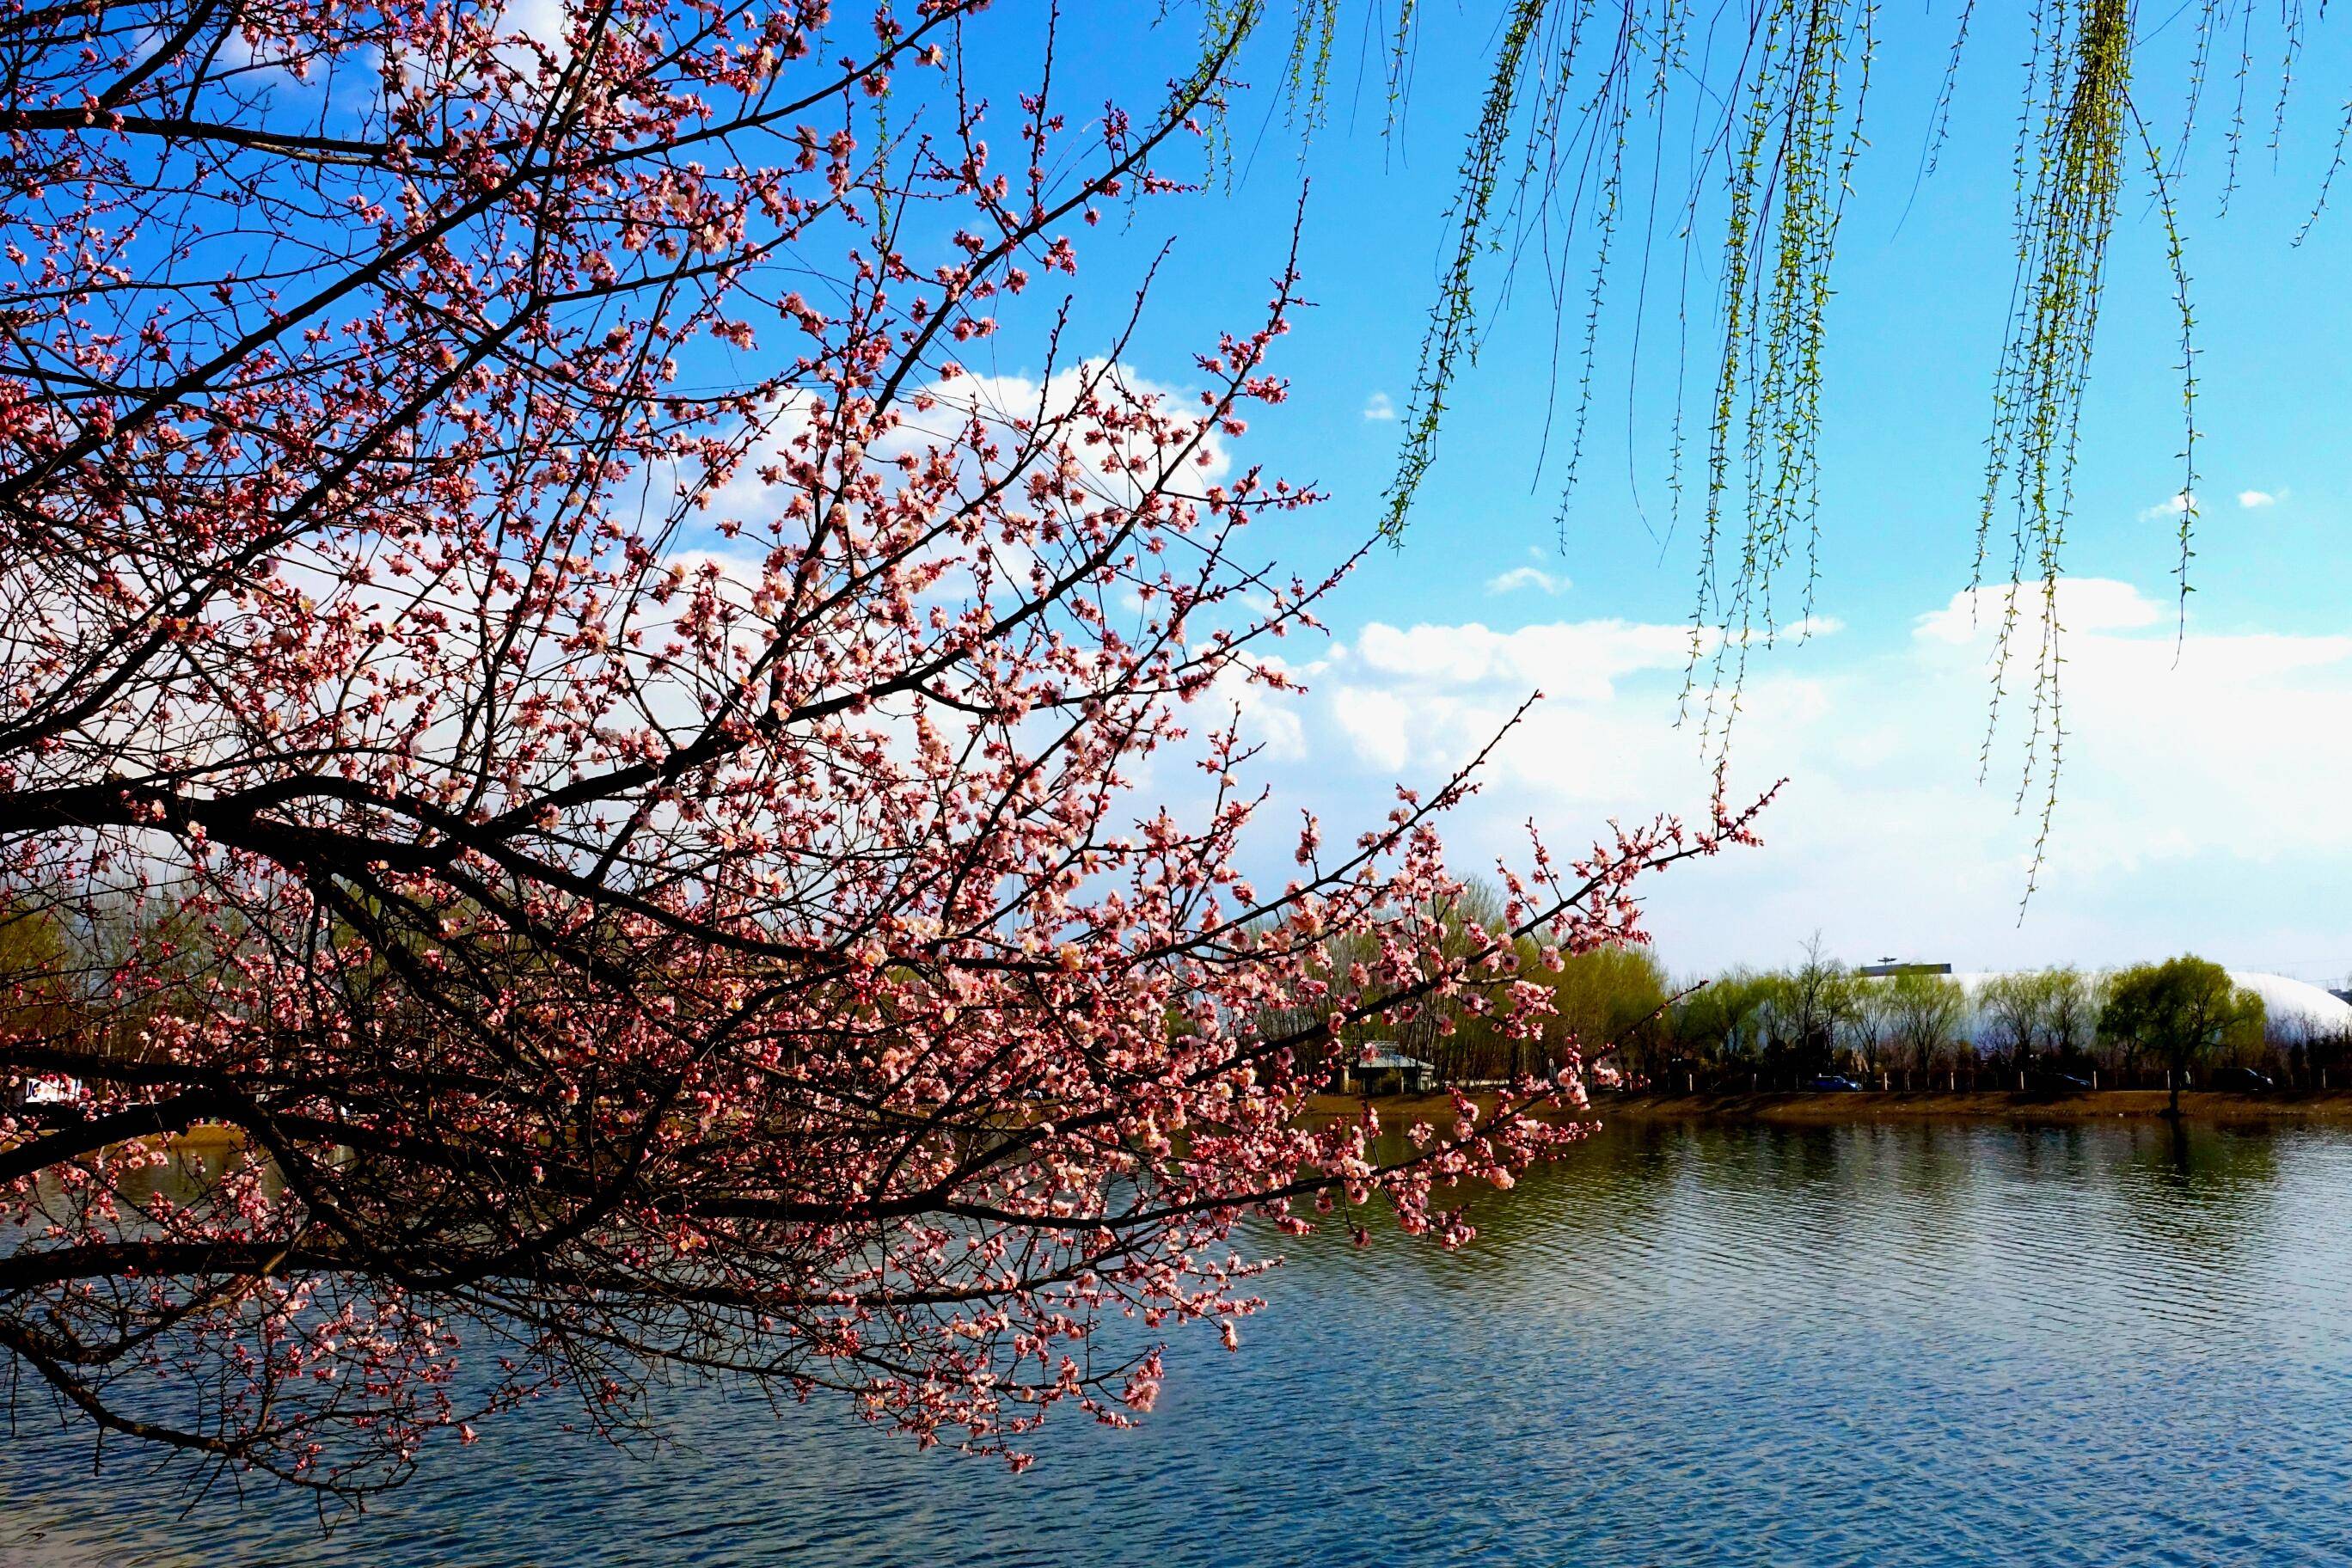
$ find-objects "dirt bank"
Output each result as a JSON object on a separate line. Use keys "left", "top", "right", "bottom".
{"left": 1301, "top": 1088, "right": 2352, "bottom": 1128}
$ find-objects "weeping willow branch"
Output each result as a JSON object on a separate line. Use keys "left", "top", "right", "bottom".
{"left": 1686, "top": 0, "right": 1874, "bottom": 761}
{"left": 1970, "top": 0, "right": 2145, "bottom": 906}
{"left": 1191, "top": 0, "right": 2336, "bottom": 896}
{"left": 1380, "top": 0, "right": 1551, "bottom": 537}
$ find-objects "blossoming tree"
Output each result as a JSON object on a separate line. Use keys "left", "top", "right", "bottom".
{"left": 0, "top": 0, "right": 1755, "bottom": 1498}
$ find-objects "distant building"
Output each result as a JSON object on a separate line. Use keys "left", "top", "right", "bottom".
{"left": 1859, "top": 960, "right": 1951, "bottom": 978}
{"left": 1341, "top": 1044, "right": 1432, "bottom": 1097}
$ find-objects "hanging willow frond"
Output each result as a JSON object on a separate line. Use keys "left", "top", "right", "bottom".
{"left": 1685, "top": 0, "right": 1875, "bottom": 760}
{"left": 1187, "top": 0, "right": 2325, "bottom": 885}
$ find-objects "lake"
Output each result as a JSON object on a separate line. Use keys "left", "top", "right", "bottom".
{"left": 6, "top": 1118, "right": 2351, "bottom": 1566}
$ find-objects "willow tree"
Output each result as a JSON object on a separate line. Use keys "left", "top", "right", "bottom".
{"left": 1238, "top": 0, "right": 2322, "bottom": 887}
{"left": 1887, "top": 970, "right": 1969, "bottom": 1079}
{"left": 2100, "top": 958, "right": 2265, "bottom": 1114}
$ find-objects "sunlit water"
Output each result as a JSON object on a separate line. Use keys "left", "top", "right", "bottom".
{"left": 7, "top": 1120, "right": 2352, "bottom": 1566}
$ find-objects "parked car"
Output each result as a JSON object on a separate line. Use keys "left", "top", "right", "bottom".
{"left": 1804, "top": 1075, "right": 1864, "bottom": 1092}
{"left": 2209, "top": 1066, "right": 2275, "bottom": 1093}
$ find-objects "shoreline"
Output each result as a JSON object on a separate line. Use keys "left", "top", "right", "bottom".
{"left": 1301, "top": 1087, "right": 2352, "bottom": 1128}
{"left": 30, "top": 1092, "right": 2352, "bottom": 1163}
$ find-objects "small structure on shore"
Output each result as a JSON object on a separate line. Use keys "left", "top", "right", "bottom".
{"left": 1342, "top": 1044, "right": 1432, "bottom": 1097}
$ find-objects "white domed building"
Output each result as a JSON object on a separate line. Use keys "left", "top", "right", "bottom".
{"left": 2218, "top": 972, "right": 2352, "bottom": 1040}
{"left": 1945, "top": 969, "right": 2352, "bottom": 1047}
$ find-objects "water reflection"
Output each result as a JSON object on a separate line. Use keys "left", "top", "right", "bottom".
{"left": 7, "top": 1120, "right": 2352, "bottom": 1566}
{"left": 104, "top": 1139, "right": 257, "bottom": 1208}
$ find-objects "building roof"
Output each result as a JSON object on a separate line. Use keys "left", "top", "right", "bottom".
{"left": 1356, "top": 1047, "right": 1430, "bottom": 1069}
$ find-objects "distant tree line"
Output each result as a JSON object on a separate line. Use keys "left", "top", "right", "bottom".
{"left": 1253, "top": 882, "right": 1675, "bottom": 1089}
{"left": 1266, "top": 890, "right": 2347, "bottom": 1097}
{"left": 16, "top": 888, "right": 2337, "bottom": 1114}
{"left": 1651, "top": 951, "right": 2291, "bottom": 1095}
{"left": 0, "top": 896, "right": 220, "bottom": 1094}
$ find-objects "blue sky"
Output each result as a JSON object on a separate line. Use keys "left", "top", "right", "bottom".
{"left": 948, "top": 5, "right": 2352, "bottom": 983}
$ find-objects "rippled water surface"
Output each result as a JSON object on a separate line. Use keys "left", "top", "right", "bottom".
{"left": 8, "top": 1119, "right": 2352, "bottom": 1566}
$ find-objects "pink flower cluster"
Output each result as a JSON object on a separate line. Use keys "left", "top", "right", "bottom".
{"left": 0, "top": 0, "right": 1762, "bottom": 1498}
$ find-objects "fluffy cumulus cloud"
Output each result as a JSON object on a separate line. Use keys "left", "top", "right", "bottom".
{"left": 1912, "top": 576, "right": 2160, "bottom": 642}
{"left": 1302, "top": 616, "right": 1746, "bottom": 813}
{"left": 697, "top": 360, "right": 1230, "bottom": 537}
{"left": 1350, "top": 619, "right": 1690, "bottom": 700}
{"left": 1876, "top": 582, "right": 2352, "bottom": 938}
{"left": 1362, "top": 391, "right": 1396, "bottom": 422}
{"left": 1485, "top": 565, "right": 1570, "bottom": 596}
{"left": 2239, "top": 489, "right": 2282, "bottom": 508}
{"left": 1238, "top": 578, "right": 2352, "bottom": 978}
{"left": 1212, "top": 656, "right": 1321, "bottom": 764}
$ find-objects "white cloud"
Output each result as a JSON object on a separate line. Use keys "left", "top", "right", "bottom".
{"left": 1211, "top": 656, "right": 1316, "bottom": 763}
{"left": 2239, "top": 489, "right": 2282, "bottom": 508}
{"left": 2139, "top": 491, "right": 2197, "bottom": 521}
{"left": 697, "top": 360, "right": 1231, "bottom": 537}
{"left": 1729, "top": 613, "right": 1845, "bottom": 645}
{"left": 1362, "top": 391, "right": 1396, "bottom": 422}
{"left": 1350, "top": 618, "right": 1695, "bottom": 700}
{"left": 1485, "top": 566, "right": 1570, "bottom": 596}
{"left": 1912, "top": 577, "right": 2161, "bottom": 645}
{"left": 1248, "top": 579, "right": 2352, "bottom": 975}
{"left": 1328, "top": 685, "right": 1412, "bottom": 772}
{"left": 503, "top": 0, "right": 573, "bottom": 41}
